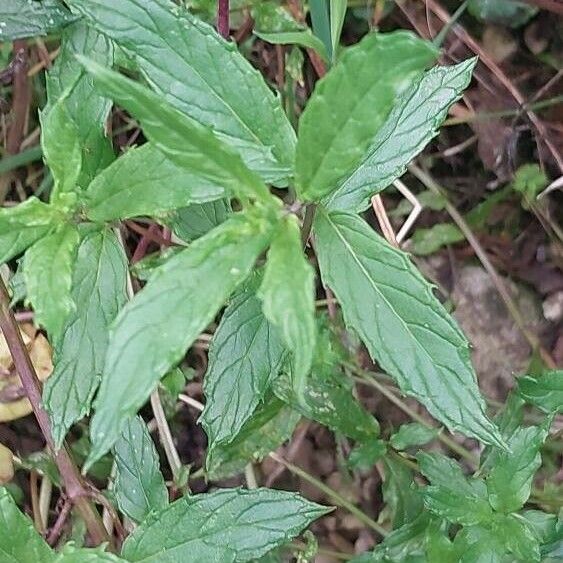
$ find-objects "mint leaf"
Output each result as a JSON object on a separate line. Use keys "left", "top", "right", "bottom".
{"left": 325, "top": 58, "right": 476, "bottom": 212}
{"left": 113, "top": 416, "right": 168, "bottom": 523}
{"left": 417, "top": 453, "right": 492, "bottom": 526}
{"left": 259, "top": 217, "right": 316, "bottom": 397}
{"left": 492, "top": 514, "right": 541, "bottom": 562}
{"left": 0, "top": 0, "right": 75, "bottom": 40}
{"left": 382, "top": 457, "right": 422, "bottom": 528}
{"left": 87, "top": 210, "right": 275, "bottom": 466}
{"left": 40, "top": 95, "right": 82, "bottom": 200}
{"left": 0, "top": 486, "right": 52, "bottom": 562}
{"left": 314, "top": 210, "right": 504, "bottom": 448}
{"left": 0, "top": 197, "right": 57, "bottom": 265}
{"left": 390, "top": 423, "right": 440, "bottom": 450}
{"left": 121, "top": 488, "right": 329, "bottom": 562}
{"left": 273, "top": 367, "right": 379, "bottom": 442}
{"left": 166, "top": 200, "right": 231, "bottom": 242}
{"left": 85, "top": 144, "right": 225, "bottom": 221}
{"left": 518, "top": 371, "right": 563, "bottom": 413}
{"left": 54, "top": 544, "right": 126, "bottom": 562}
{"left": 295, "top": 31, "right": 436, "bottom": 201}
{"left": 24, "top": 224, "right": 80, "bottom": 339}
{"left": 78, "top": 57, "right": 273, "bottom": 206}
{"left": 486, "top": 421, "right": 550, "bottom": 513}
{"left": 201, "top": 277, "right": 285, "bottom": 453}
{"left": 43, "top": 226, "right": 128, "bottom": 448}
{"left": 45, "top": 21, "right": 115, "bottom": 188}
{"left": 68, "top": 0, "right": 296, "bottom": 186}
{"left": 254, "top": 31, "right": 328, "bottom": 62}
{"left": 206, "top": 396, "right": 300, "bottom": 480}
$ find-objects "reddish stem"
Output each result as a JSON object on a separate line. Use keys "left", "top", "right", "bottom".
{"left": 217, "top": 0, "right": 230, "bottom": 39}
{"left": 0, "top": 278, "right": 110, "bottom": 546}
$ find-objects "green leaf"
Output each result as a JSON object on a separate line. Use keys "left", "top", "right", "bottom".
{"left": 493, "top": 514, "right": 541, "bottom": 562}
{"left": 251, "top": 1, "right": 326, "bottom": 61}
{"left": 355, "top": 513, "right": 431, "bottom": 562}
{"left": 206, "top": 396, "right": 300, "bottom": 480}
{"left": 382, "top": 457, "right": 423, "bottom": 528}
{"left": 518, "top": 371, "right": 563, "bottom": 413}
{"left": 0, "top": 0, "right": 76, "bottom": 40}
{"left": 166, "top": 200, "right": 231, "bottom": 242}
{"left": 45, "top": 21, "right": 115, "bottom": 188}
{"left": 87, "top": 210, "right": 275, "bottom": 467}
{"left": 273, "top": 367, "right": 379, "bottom": 442}
{"left": 422, "top": 486, "right": 492, "bottom": 526}
{"left": 43, "top": 227, "right": 128, "bottom": 447}
{"left": 121, "top": 488, "right": 329, "bottom": 562}
{"left": 348, "top": 440, "right": 386, "bottom": 471}
{"left": 54, "top": 544, "right": 127, "bottom": 562}
{"left": 78, "top": 57, "right": 274, "bottom": 207}
{"left": 418, "top": 452, "right": 492, "bottom": 526}
{"left": 113, "top": 416, "right": 168, "bottom": 523}
{"left": 85, "top": 144, "right": 226, "bottom": 221}
{"left": 259, "top": 217, "right": 316, "bottom": 397}
{"left": 41, "top": 96, "right": 82, "bottom": 200}
{"left": 468, "top": 0, "right": 537, "bottom": 27}
{"left": 24, "top": 224, "right": 80, "bottom": 338}
{"left": 309, "top": 0, "right": 332, "bottom": 62}
{"left": 329, "top": 0, "right": 347, "bottom": 60}
{"left": 390, "top": 423, "right": 440, "bottom": 450}
{"left": 295, "top": 31, "right": 436, "bottom": 201}
{"left": 455, "top": 526, "right": 506, "bottom": 563}
{"left": 486, "top": 420, "right": 550, "bottom": 513}
{"left": 0, "top": 486, "right": 52, "bottom": 562}
{"left": 0, "top": 197, "right": 58, "bottom": 265}
{"left": 325, "top": 59, "right": 476, "bottom": 212}
{"left": 314, "top": 210, "right": 504, "bottom": 448}
{"left": 201, "top": 277, "right": 286, "bottom": 453}
{"left": 68, "top": 0, "right": 296, "bottom": 186}
{"left": 254, "top": 31, "right": 328, "bottom": 62}
{"left": 410, "top": 224, "right": 464, "bottom": 256}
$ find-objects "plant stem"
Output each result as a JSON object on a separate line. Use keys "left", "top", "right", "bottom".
{"left": 0, "top": 277, "right": 110, "bottom": 546}
{"left": 151, "top": 389, "right": 183, "bottom": 483}
{"left": 301, "top": 203, "right": 317, "bottom": 247}
{"left": 408, "top": 163, "right": 556, "bottom": 369}
{"left": 347, "top": 363, "right": 480, "bottom": 467}
{"left": 217, "top": 0, "right": 230, "bottom": 39}
{"left": 269, "top": 452, "right": 388, "bottom": 538}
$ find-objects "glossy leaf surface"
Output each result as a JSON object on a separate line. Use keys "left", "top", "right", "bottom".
{"left": 44, "top": 227, "right": 128, "bottom": 447}
{"left": 121, "top": 488, "right": 329, "bottom": 562}
{"left": 296, "top": 31, "right": 436, "bottom": 201}
{"left": 325, "top": 59, "right": 476, "bottom": 212}
{"left": 87, "top": 210, "right": 275, "bottom": 466}
{"left": 85, "top": 144, "right": 225, "bottom": 221}
{"left": 69, "top": 0, "right": 296, "bottom": 185}
{"left": 314, "top": 210, "right": 503, "bottom": 447}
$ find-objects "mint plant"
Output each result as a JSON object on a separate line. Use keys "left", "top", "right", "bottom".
{"left": 0, "top": 0, "right": 560, "bottom": 561}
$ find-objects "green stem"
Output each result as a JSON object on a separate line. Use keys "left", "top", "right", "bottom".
{"left": 269, "top": 452, "right": 388, "bottom": 537}
{"left": 301, "top": 203, "right": 317, "bottom": 247}
{"left": 0, "top": 278, "right": 110, "bottom": 546}
{"left": 347, "top": 363, "right": 480, "bottom": 467}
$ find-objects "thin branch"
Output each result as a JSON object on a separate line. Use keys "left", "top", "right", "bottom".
{"left": 408, "top": 163, "right": 556, "bottom": 369}
{"left": 151, "top": 389, "right": 183, "bottom": 483}
{"left": 0, "top": 277, "right": 110, "bottom": 546}
{"left": 269, "top": 452, "right": 388, "bottom": 538}
{"left": 217, "top": 0, "right": 230, "bottom": 39}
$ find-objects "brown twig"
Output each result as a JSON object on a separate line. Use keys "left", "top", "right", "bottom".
{"left": 217, "top": 0, "right": 230, "bottom": 39}
{"left": 0, "top": 278, "right": 111, "bottom": 546}
{"left": 408, "top": 163, "right": 557, "bottom": 369}
{"left": 0, "top": 42, "right": 31, "bottom": 204}
{"left": 46, "top": 500, "right": 72, "bottom": 547}
{"left": 420, "top": 0, "right": 563, "bottom": 174}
